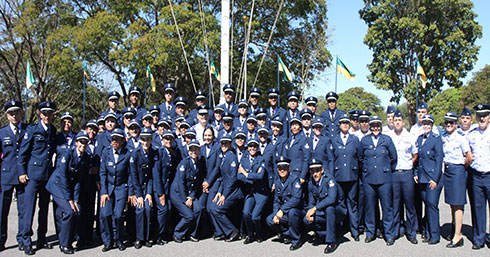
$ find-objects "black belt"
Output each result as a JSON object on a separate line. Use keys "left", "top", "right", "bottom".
{"left": 394, "top": 169, "right": 411, "bottom": 173}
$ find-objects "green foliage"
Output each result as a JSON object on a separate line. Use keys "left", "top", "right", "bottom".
{"left": 460, "top": 64, "right": 490, "bottom": 107}
{"left": 360, "top": 0, "right": 482, "bottom": 124}
{"left": 316, "top": 87, "right": 383, "bottom": 117}
{"left": 428, "top": 87, "right": 462, "bottom": 126}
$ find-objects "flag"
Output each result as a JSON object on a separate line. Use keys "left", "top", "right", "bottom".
{"left": 26, "top": 59, "right": 35, "bottom": 89}
{"left": 417, "top": 60, "right": 427, "bottom": 89}
{"left": 146, "top": 65, "right": 156, "bottom": 92}
{"left": 278, "top": 56, "right": 293, "bottom": 82}
{"left": 83, "top": 61, "right": 89, "bottom": 80}
{"left": 336, "top": 57, "right": 355, "bottom": 81}
{"left": 210, "top": 60, "right": 220, "bottom": 82}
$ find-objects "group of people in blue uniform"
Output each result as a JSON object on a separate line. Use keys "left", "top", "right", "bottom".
{"left": 0, "top": 82, "right": 490, "bottom": 255}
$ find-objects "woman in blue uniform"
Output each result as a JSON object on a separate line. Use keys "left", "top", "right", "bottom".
{"left": 441, "top": 112, "right": 473, "bottom": 248}
{"left": 46, "top": 131, "right": 94, "bottom": 254}
{"left": 170, "top": 139, "right": 206, "bottom": 243}
{"left": 414, "top": 114, "right": 443, "bottom": 245}
{"left": 238, "top": 136, "right": 269, "bottom": 244}
{"left": 359, "top": 116, "right": 397, "bottom": 246}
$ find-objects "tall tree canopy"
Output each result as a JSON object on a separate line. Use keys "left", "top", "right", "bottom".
{"left": 360, "top": 0, "right": 482, "bottom": 124}
{"left": 317, "top": 87, "right": 383, "bottom": 117}
{"left": 0, "top": 0, "right": 331, "bottom": 126}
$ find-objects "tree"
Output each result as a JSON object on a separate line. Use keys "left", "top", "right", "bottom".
{"left": 317, "top": 87, "right": 383, "bottom": 117}
{"left": 428, "top": 87, "right": 463, "bottom": 125}
{"left": 360, "top": 0, "right": 482, "bottom": 125}
{"left": 461, "top": 64, "right": 490, "bottom": 107}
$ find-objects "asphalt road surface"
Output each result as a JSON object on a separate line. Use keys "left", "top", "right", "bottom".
{"left": 2, "top": 193, "right": 489, "bottom": 257}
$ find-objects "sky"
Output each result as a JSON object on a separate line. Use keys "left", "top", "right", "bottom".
{"left": 308, "top": 0, "right": 490, "bottom": 108}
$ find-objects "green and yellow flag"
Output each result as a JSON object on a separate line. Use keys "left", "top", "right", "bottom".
{"left": 146, "top": 65, "right": 156, "bottom": 92}
{"left": 416, "top": 61, "right": 427, "bottom": 89}
{"left": 83, "top": 61, "right": 89, "bottom": 80}
{"left": 210, "top": 61, "right": 220, "bottom": 82}
{"left": 336, "top": 57, "right": 355, "bottom": 81}
{"left": 278, "top": 56, "right": 293, "bottom": 82}
{"left": 26, "top": 59, "right": 35, "bottom": 89}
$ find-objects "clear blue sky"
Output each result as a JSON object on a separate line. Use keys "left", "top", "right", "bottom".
{"left": 308, "top": 0, "right": 490, "bottom": 108}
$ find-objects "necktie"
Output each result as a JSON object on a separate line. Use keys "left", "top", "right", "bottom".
{"left": 289, "top": 136, "right": 295, "bottom": 148}
{"left": 13, "top": 126, "right": 19, "bottom": 139}
{"left": 114, "top": 151, "right": 119, "bottom": 163}
{"left": 168, "top": 105, "right": 171, "bottom": 111}
{"left": 251, "top": 157, "right": 254, "bottom": 163}
{"left": 273, "top": 137, "right": 277, "bottom": 145}
{"left": 271, "top": 109, "right": 275, "bottom": 117}
{"left": 306, "top": 132, "right": 310, "bottom": 138}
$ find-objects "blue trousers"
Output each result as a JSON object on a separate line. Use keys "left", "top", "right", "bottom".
{"left": 266, "top": 208, "right": 302, "bottom": 244}
{"left": 21, "top": 179, "right": 50, "bottom": 247}
{"left": 153, "top": 193, "right": 169, "bottom": 240}
{"left": 171, "top": 193, "right": 206, "bottom": 239}
{"left": 242, "top": 192, "right": 268, "bottom": 238}
{"left": 392, "top": 170, "right": 417, "bottom": 238}
{"left": 135, "top": 197, "right": 152, "bottom": 241}
{"left": 471, "top": 171, "right": 490, "bottom": 245}
{"left": 76, "top": 174, "right": 97, "bottom": 243}
{"left": 52, "top": 197, "right": 77, "bottom": 247}
{"left": 99, "top": 194, "right": 126, "bottom": 245}
{"left": 303, "top": 206, "right": 336, "bottom": 243}
{"left": 418, "top": 181, "right": 443, "bottom": 241}
{"left": 0, "top": 184, "right": 25, "bottom": 246}
{"left": 363, "top": 182, "right": 395, "bottom": 240}
{"left": 208, "top": 193, "right": 242, "bottom": 237}
{"left": 337, "top": 181, "right": 359, "bottom": 236}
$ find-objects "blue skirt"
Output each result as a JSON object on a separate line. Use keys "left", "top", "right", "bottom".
{"left": 443, "top": 164, "right": 467, "bottom": 205}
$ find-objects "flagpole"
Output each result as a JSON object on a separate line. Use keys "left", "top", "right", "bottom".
{"left": 82, "top": 62, "right": 86, "bottom": 121}
{"left": 335, "top": 55, "right": 338, "bottom": 93}
{"left": 145, "top": 68, "right": 150, "bottom": 109}
{"left": 24, "top": 87, "right": 28, "bottom": 123}
{"left": 277, "top": 55, "right": 280, "bottom": 105}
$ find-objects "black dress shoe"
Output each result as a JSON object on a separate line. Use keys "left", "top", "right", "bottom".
{"left": 240, "top": 232, "right": 247, "bottom": 240}
{"left": 36, "top": 242, "right": 53, "bottom": 249}
{"left": 289, "top": 242, "right": 301, "bottom": 251}
{"left": 399, "top": 230, "right": 405, "bottom": 238}
{"left": 365, "top": 237, "right": 375, "bottom": 243}
{"left": 324, "top": 243, "right": 337, "bottom": 254}
{"left": 243, "top": 236, "right": 255, "bottom": 244}
{"left": 134, "top": 240, "right": 143, "bottom": 249}
{"left": 60, "top": 246, "right": 74, "bottom": 254}
{"left": 376, "top": 231, "right": 384, "bottom": 239}
{"left": 256, "top": 236, "right": 264, "bottom": 243}
{"left": 24, "top": 245, "right": 35, "bottom": 255}
{"left": 386, "top": 239, "right": 395, "bottom": 246}
{"left": 145, "top": 241, "right": 152, "bottom": 247}
{"left": 421, "top": 233, "right": 427, "bottom": 240}
{"left": 117, "top": 242, "right": 126, "bottom": 251}
{"left": 213, "top": 234, "right": 226, "bottom": 241}
{"left": 18, "top": 243, "right": 25, "bottom": 251}
{"left": 352, "top": 235, "right": 360, "bottom": 242}
{"left": 189, "top": 236, "right": 199, "bottom": 242}
{"left": 428, "top": 240, "right": 439, "bottom": 245}
{"left": 101, "top": 244, "right": 111, "bottom": 252}
{"left": 422, "top": 237, "right": 431, "bottom": 243}
{"left": 173, "top": 235, "right": 183, "bottom": 243}
{"left": 446, "top": 238, "right": 463, "bottom": 248}
{"left": 283, "top": 238, "right": 292, "bottom": 244}
{"left": 0, "top": 244, "right": 4, "bottom": 252}
{"left": 225, "top": 230, "right": 239, "bottom": 242}
{"left": 472, "top": 244, "right": 484, "bottom": 250}
{"left": 407, "top": 237, "right": 418, "bottom": 244}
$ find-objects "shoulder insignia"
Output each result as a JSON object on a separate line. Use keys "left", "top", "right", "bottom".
{"left": 61, "top": 156, "right": 66, "bottom": 163}
{"left": 329, "top": 180, "right": 335, "bottom": 187}
{"left": 231, "top": 161, "right": 236, "bottom": 167}
{"left": 24, "top": 133, "right": 29, "bottom": 140}
{"left": 180, "top": 165, "right": 185, "bottom": 171}
{"left": 294, "top": 182, "right": 301, "bottom": 189}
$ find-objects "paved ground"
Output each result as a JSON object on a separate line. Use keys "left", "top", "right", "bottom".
{"left": 2, "top": 194, "right": 489, "bottom": 257}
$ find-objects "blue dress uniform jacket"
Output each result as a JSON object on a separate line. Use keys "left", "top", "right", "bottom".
{"left": 359, "top": 135, "right": 398, "bottom": 184}
{"left": 259, "top": 141, "right": 276, "bottom": 189}
{"left": 18, "top": 121, "right": 57, "bottom": 180}
{"left": 0, "top": 123, "right": 27, "bottom": 185}
{"left": 304, "top": 174, "right": 338, "bottom": 243}
{"left": 238, "top": 154, "right": 268, "bottom": 195}
{"left": 321, "top": 108, "right": 346, "bottom": 138}
{"left": 201, "top": 142, "right": 219, "bottom": 181}
{"left": 55, "top": 131, "right": 76, "bottom": 154}
{"left": 129, "top": 146, "right": 156, "bottom": 198}
{"left": 308, "top": 136, "right": 334, "bottom": 176}
{"left": 284, "top": 133, "right": 311, "bottom": 180}
{"left": 267, "top": 107, "right": 287, "bottom": 135}
{"left": 218, "top": 102, "right": 239, "bottom": 117}
{"left": 331, "top": 133, "right": 360, "bottom": 182}
{"left": 99, "top": 146, "right": 131, "bottom": 198}
{"left": 159, "top": 102, "right": 176, "bottom": 118}
{"left": 0, "top": 123, "right": 27, "bottom": 246}
{"left": 415, "top": 132, "right": 444, "bottom": 183}
{"left": 94, "top": 130, "right": 112, "bottom": 158}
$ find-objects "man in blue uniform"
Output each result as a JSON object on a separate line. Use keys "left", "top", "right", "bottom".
{"left": 99, "top": 128, "right": 131, "bottom": 252}
{"left": 218, "top": 84, "right": 238, "bottom": 117}
{"left": 466, "top": 104, "right": 490, "bottom": 250}
{"left": 46, "top": 131, "right": 95, "bottom": 254}
{"left": 331, "top": 114, "right": 360, "bottom": 241}
{"left": 266, "top": 88, "right": 286, "bottom": 134}
{"left": 56, "top": 112, "right": 76, "bottom": 154}
{"left": 303, "top": 159, "right": 338, "bottom": 254}
{"left": 159, "top": 83, "right": 176, "bottom": 118}
{"left": 18, "top": 101, "right": 58, "bottom": 255}
{"left": 266, "top": 156, "right": 303, "bottom": 251}
{"left": 0, "top": 100, "right": 28, "bottom": 252}
{"left": 188, "top": 90, "right": 213, "bottom": 126}
{"left": 284, "top": 91, "right": 301, "bottom": 138}
{"left": 284, "top": 117, "right": 311, "bottom": 184}
{"left": 304, "top": 96, "right": 318, "bottom": 117}
{"left": 248, "top": 87, "right": 262, "bottom": 115}
{"left": 100, "top": 91, "right": 122, "bottom": 124}
{"left": 321, "top": 92, "right": 346, "bottom": 138}
{"left": 127, "top": 86, "right": 146, "bottom": 121}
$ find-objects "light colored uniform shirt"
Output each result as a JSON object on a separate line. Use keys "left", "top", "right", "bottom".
{"left": 388, "top": 128, "right": 417, "bottom": 170}
{"left": 467, "top": 127, "right": 490, "bottom": 173}
{"left": 410, "top": 123, "right": 440, "bottom": 137}
{"left": 442, "top": 131, "right": 470, "bottom": 165}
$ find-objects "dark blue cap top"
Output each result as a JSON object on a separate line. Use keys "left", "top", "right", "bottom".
{"left": 394, "top": 109, "right": 403, "bottom": 118}
{"left": 76, "top": 131, "right": 89, "bottom": 141}
{"left": 444, "top": 112, "right": 458, "bottom": 121}
{"left": 129, "top": 86, "right": 141, "bottom": 95}
{"left": 267, "top": 88, "right": 279, "bottom": 96}
{"left": 163, "top": 83, "right": 176, "bottom": 92}
{"left": 325, "top": 91, "right": 339, "bottom": 100}
{"left": 249, "top": 87, "right": 262, "bottom": 96}
{"left": 417, "top": 101, "right": 428, "bottom": 110}
{"left": 195, "top": 90, "right": 206, "bottom": 99}
{"left": 460, "top": 107, "right": 472, "bottom": 117}
{"left": 223, "top": 84, "right": 235, "bottom": 93}
{"left": 38, "top": 101, "right": 56, "bottom": 112}
{"left": 287, "top": 91, "right": 300, "bottom": 101}
{"left": 386, "top": 106, "right": 395, "bottom": 114}
{"left": 149, "top": 105, "right": 160, "bottom": 114}
{"left": 60, "top": 112, "right": 74, "bottom": 121}
{"left": 306, "top": 96, "right": 318, "bottom": 105}
{"left": 4, "top": 100, "right": 22, "bottom": 112}
{"left": 301, "top": 109, "right": 313, "bottom": 119}
{"left": 107, "top": 91, "right": 120, "bottom": 100}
